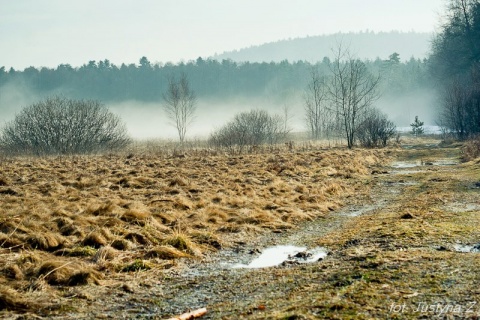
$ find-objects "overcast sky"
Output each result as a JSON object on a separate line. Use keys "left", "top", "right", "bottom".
{"left": 1, "top": 0, "right": 446, "bottom": 70}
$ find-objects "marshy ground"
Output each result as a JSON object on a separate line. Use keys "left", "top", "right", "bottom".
{"left": 0, "top": 138, "right": 479, "bottom": 319}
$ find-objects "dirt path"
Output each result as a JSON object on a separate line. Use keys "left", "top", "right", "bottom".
{"left": 149, "top": 149, "right": 438, "bottom": 319}
{"left": 40, "top": 144, "right": 479, "bottom": 319}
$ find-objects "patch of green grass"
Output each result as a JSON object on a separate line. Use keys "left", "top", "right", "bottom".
{"left": 121, "top": 259, "right": 151, "bottom": 272}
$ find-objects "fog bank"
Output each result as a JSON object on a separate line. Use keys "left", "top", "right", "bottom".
{"left": 0, "top": 83, "right": 439, "bottom": 143}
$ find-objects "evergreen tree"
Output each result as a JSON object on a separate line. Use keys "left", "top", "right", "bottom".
{"left": 410, "top": 116, "right": 424, "bottom": 137}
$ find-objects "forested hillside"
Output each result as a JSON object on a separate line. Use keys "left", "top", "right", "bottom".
{"left": 214, "top": 31, "right": 432, "bottom": 63}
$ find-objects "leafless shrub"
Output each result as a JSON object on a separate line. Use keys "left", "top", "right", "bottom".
{"left": 209, "top": 109, "right": 289, "bottom": 154}
{"left": 356, "top": 108, "right": 396, "bottom": 148}
{"left": 0, "top": 96, "right": 131, "bottom": 156}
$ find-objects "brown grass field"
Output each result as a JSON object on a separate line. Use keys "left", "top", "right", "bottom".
{"left": 0, "top": 144, "right": 385, "bottom": 318}
{"left": 0, "top": 138, "right": 479, "bottom": 319}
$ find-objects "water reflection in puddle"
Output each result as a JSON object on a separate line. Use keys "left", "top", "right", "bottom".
{"left": 391, "top": 161, "right": 420, "bottom": 169}
{"left": 454, "top": 244, "right": 480, "bottom": 253}
{"left": 233, "top": 245, "right": 327, "bottom": 269}
{"left": 389, "top": 160, "right": 459, "bottom": 175}
{"left": 391, "top": 160, "right": 459, "bottom": 169}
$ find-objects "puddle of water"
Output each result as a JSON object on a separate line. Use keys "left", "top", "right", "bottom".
{"left": 233, "top": 245, "right": 327, "bottom": 269}
{"left": 432, "top": 160, "right": 458, "bottom": 166}
{"left": 382, "top": 181, "right": 418, "bottom": 187}
{"left": 389, "top": 161, "right": 422, "bottom": 175}
{"left": 390, "top": 160, "right": 459, "bottom": 170}
{"left": 390, "top": 170, "right": 422, "bottom": 175}
{"left": 391, "top": 161, "right": 420, "bottom": 169}
{"left": 453, "top": 244, "right": 480, "bottom": 253}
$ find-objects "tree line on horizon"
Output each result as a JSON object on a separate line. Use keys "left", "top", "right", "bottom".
{"left": 0, "top": 54, "right": 430, "bottom": 103}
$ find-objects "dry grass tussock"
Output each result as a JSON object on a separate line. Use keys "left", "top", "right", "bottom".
{"left": 0, "top": 147, "right": 385, "bottom": 315}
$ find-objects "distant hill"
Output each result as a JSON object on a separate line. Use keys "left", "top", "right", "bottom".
{"left": 213, "top": 31, "right": 432, "bottom": 63}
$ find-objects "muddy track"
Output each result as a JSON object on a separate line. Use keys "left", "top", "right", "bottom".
{"left": 146, "top": 157, "right": 435, "bottom": 319}
{"left": 54, "top": 149, "right": 464, "bottom": 319}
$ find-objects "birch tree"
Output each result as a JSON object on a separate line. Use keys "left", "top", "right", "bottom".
{"left": 163, "top": 73, "right": 196, "bottom": 143}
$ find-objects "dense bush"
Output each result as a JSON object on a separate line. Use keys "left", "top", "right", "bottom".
{"left": 209, "top": 109, "right": 288, "bottom": 153}
{"left": 462, "top": 135, "right": 480, "bottom": 162}
{"left": 356, "top": 108, "right": 396, "bottom": 148}
{"left": 0, "top": 96, "right": 131, "bottom": 155}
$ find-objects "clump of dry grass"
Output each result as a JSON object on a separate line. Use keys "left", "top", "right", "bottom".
{"left": 26, "top": 232, "right": 65, "bottom": 251}
{"left": 2, "top": 264, "right": 24, "bottom": 280}
{"left": 92, "top": 246, "right": 118, "bottom": 263}
{"left": 145, "top": 245, "right": 191, "bottom": 259}
{"left": 111, "top": 239, "right": 134, "bottom": 251}
{"left": 0, "top": 285, "right": 30, "bottom": 311}
{"left": 54, "top": 246, "right": 97, "bottom": 257}
{"left": 81, "top": 232, "right": 108, "bottom": 248}
{"left": 35, "top": 261, "right": 101, "bottom": 286}
{"left": 163, "top": 233, "right": 201, "bottom": 256}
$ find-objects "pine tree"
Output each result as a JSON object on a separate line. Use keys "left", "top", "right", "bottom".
{"left": 410, "top": 116, "right": 424, "bottom": 137}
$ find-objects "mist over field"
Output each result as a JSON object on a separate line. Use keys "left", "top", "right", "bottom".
{"left": 0, "top": 82, "right": 40, "bottom": 121}
{"left": 108, "top": 90, "right": 438, "bottom": 141}
{"left": 108, "top": 97, "right": 306, "bottom": 140}
{"left": 376, "top": 89, "right": 438, "bottom": 126}
{"left": 0, "top": 79, "right": 438, "bottom": 141}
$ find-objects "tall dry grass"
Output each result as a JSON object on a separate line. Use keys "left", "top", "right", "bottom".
{"left": 0, "top": 145, "right": 386, "bottom": 314}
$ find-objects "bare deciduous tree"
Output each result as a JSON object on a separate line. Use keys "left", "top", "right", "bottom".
{"left": 304, "top": 68, "right": 330, "bottom": 139}
{"left": 441, "top": 72, "right": 480, "bottom": 140}
{"left": 163, "top": 73, "right": 196, "bottom": 143}
{"left": 327, "top": 45, "right": 381, "bottom": 148}
{"left": 0, "top": 96, "right": 130, "bottom": 156}
{"left": 281, "top": 104, "right": 293, "bottom": 139}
